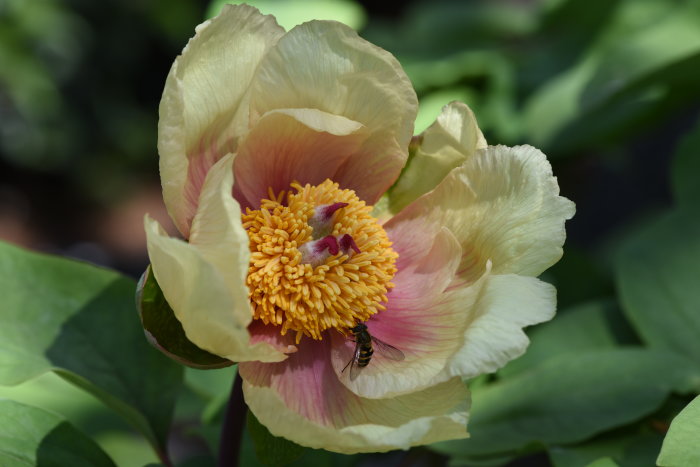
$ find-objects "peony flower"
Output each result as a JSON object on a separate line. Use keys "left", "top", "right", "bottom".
{"left": 143, "top": 4, "right": 575, "bottom": 454}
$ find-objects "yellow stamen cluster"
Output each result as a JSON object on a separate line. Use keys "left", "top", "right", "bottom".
{"left": 242, "top": 180, "right": 397, "bottom": 342}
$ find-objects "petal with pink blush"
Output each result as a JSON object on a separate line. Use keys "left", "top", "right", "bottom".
{"left": 159, "top": 5, "right": 284, "bottom": 236}
{"left": 386, "top": 144, "right": 575, "bottom": 279}
{"left": 240, "top": 338, "right": 469, "bottom": 454}
{"left": 330, "top": 228, "right": 486, "bottom": 399}
{"left": 332, "top": 136, "right": 408, "bottom": 205}
{"left": 188, "top": 154, "right": 248, "bottom": 300}
{"left": 250, "top": 20, "right": 417, "bottom": 204}
{"left": 248, "top": 321, "right": 298, "bottom": 355}
{"left": 232, "top": 108, "right": 369, "bottom": 208}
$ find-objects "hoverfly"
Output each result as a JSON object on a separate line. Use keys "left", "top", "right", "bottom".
{"left": 342, "top": 322, "right": 405, "bottom": 381}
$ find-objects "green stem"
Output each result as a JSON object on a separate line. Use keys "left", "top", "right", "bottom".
{"left": 218, "top": 372, "right": 245, "bottom": 467}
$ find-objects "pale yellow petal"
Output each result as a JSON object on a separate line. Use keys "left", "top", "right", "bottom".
{"left": 250, "top": 20, "right": 418, "bottom": 203}
{"left": 244, "top": 379, "right": 469, "bottom": 454}
{"left": 386, "top": 144, "right": 575, "bottom": 278}
{"left": 388, "top": 101, "right": 486, "bottom": 214}
{"left": 145, "top": 216, "right": 285, "bottom": 363}
{"left": 432, "top": 274, "right": 556, "bottom": 383}
{"left": 159, "top": 4, "right": 284, "bottom": 236}
{"left": 241, "top": 338, "right": 469, "bottom": 454}
{"left": 188, "top": 153, "right": 251, "bottom": 321}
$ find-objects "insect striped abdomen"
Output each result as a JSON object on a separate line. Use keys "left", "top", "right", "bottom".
{"left": 357, "top": 345, "right": 373, "bottom": 367}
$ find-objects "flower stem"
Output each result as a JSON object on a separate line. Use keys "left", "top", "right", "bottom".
{"left": 218, "top": 371, "right": 245, "bottom": 467}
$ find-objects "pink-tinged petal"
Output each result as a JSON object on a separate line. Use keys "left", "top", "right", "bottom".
{"left": 386, "top": 144, "right": 575, "bottom": 278}
{"left": 387, "top": 101, "right": 487, "bottom": 215}
{"left": 249, "top": 20, "right": 417, "bottom": 204}
{"left": 159, "top": 5, "right": 284, "bottom": 237}
{"left": 430, "top": 274, "right": 557, "bottom": 383}
{"left": 331, "top": 136, "right": 408, "bottom": 206}
{"left": 232, "top": 108, "right": 368, "bottom": 208}
{"left": 145, "top": 216, "right": 285, "bottom": 363}
{"left": 240, "top": 338, "right": 469, "bottom": 454}
{"left": 188, "top": 154, "right": 248, "bottom": 298}
{"left": 248, "top": 321, "right": 298, "bottom": 355}
{"left": 330, "top": 228, "right": 488, "bottom": 398}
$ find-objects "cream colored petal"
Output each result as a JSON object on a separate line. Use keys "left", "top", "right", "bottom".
{"left": 386, "top": 144, "right": 575, "bottom": 278}
{"left": 188, "top": 153, "right": 250, "bottom": 317}
{"left": 387, "top": 101, "right": 486, "bottom": 215}
{"left": 159, "top": 4, "right": 285, "bottom": 236}
{"left": 231, "top": 108, "right": 368, "bottom": 208}
{"left": 250, "top": 20, "right": 418, "bottom": 204}
{"left": 240, "top": 338, "right": 469, "bottom": 454}
{"left": 145, "top": 216, "right": 285, "bottom": 363}
{"left": 431, "top": 274, "right": 557, "bottom": 383}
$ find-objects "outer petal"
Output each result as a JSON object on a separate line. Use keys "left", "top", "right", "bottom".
{"left": 159, "top": 5, "right": 284, "bottom": 236}
{"left": 240, "top": 339, "right": 469, "bottom": 454}
{"left": 250, "top": 20, "right": 418, "bottom": 204}
{"left": 431, "top": 274, "right": 556, "bottom": 382}
{"left": 145, "top": 156, "right": 287, "bottom": 363}
{"left": 232, "top": 108, "right": 368, "bottom": 208}
{"left": 385, "top": 145, "right": 575, "bottom": 278}
{"left": 387, "top": 101, "right": 487, "bottom": 215}
{"left": 329, "top": 228, "right": 486, "bottom": 398}
{"left": 188, "top": 154, "right": 249, "bottom": 293}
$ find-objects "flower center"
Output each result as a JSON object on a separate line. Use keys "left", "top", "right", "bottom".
{"left": 242, "top": 180, "right": 397, "bottom": 343}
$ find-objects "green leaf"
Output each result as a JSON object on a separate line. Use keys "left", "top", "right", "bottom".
{"left": 548, "top": 430, "right": 663, "bottom": 467}
{"left": 0, "top": 372, "right": 160, "bottom": 466}
{"left": 657, "top": 396, "right": 700, "bottom": 467}
{"left": 671, "top": 117, "right": 700, "bottom": 207}
{"left": 0, "top": 241, "right": 182, "bottom": 459}
{"left": 247, "top": 410, "right": 305, "bottom": 466}
{"left": 206, "top": 0, "right": 366, "bottom": 30}
{"left": 580, "top": 7, "right": 700, "bottom": 112}
{"left": 500, "top": 299, "right": 637, "bottom": 378}
{"left": 240, "top": 423, "right": 358, "bottom": 467}
{"left": 137, "top": 266, "right": 233, "bottom": 369}
{"left": 183, "top": 366, "right": 235, "bottom": 425}
{"left": 585, "top": 458, "right": 618, "bottom": 467}
{"left": 523, "top": 2, "right": 700, "bottom": 154}
{"left": 616, "top": 207, "right": 700, "bottom": 371}
{"left": 0, "top": 399, "right": 116, "bottom": 467}
{"left": 432, "top": 349, "right": 694, "bottom": 458}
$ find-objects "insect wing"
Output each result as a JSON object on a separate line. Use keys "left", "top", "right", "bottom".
{"left": 349, "top": 355, "right": 363, "bottom": 381}
{"left": 371, "top": 336, "right": 405, "bottom": 361}
{"left": 342, "top": 342, "right": 363, "bottom": 381}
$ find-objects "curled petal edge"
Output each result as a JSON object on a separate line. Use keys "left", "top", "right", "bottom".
{"left": 242, "top": 377, "right": 470, "bottom": 454}
{"left": 145, "top": 216, "right": 285, "bottom": 363}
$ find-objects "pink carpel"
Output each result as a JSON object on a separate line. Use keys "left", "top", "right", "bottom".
{"left": 339, "top": 234, "right": 361, "bottom": 254}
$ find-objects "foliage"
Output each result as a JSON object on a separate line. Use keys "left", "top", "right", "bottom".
{"left": 657, "top": 396, "right": 700, "bottom": 466}
{"left": 1, "top": 0, "right": 699, "bottom": 465}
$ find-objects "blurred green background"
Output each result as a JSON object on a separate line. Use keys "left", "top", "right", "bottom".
{"left": 1, "top": 0, "right": 699, "bottom": 466}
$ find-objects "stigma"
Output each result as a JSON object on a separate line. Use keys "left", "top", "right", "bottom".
{"left": 242, "top": 180, "right": 397, "bottom": 343}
